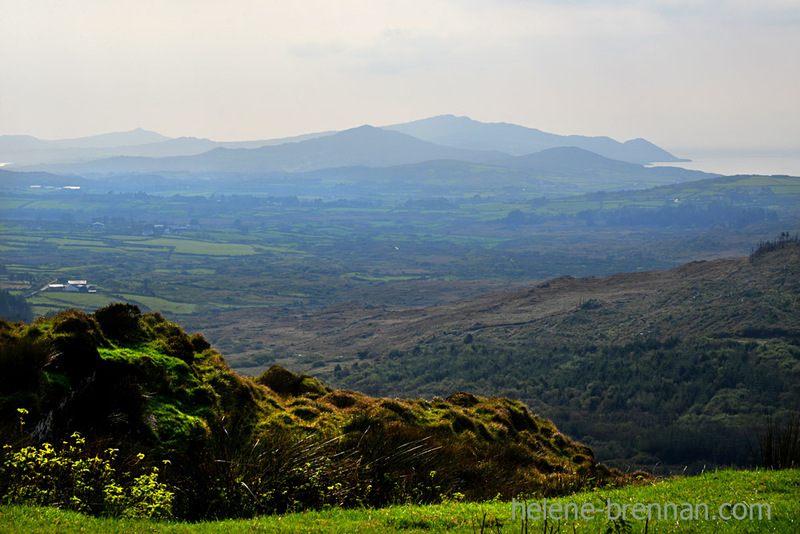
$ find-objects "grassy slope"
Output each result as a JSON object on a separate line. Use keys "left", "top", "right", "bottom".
{"left": 2, "top": 469, "right": 798, "bottom": 533}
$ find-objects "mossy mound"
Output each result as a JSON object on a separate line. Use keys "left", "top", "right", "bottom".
{"left": 255, "top": 365, "right": 330, "bottom": 398}
{"left": 0, "top": 305, "right": 639, "bottom": 520}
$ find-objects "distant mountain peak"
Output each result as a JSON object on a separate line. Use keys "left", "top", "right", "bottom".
{"left": 337, "top": 124, "right": 381, "bottom": 134}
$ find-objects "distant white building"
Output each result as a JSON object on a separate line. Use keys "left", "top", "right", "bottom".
{"left": 46, "top": 280, "right": 96, "bottom": 292}
{"left": 64, "top": 280, "right": 95, "bottom": 293}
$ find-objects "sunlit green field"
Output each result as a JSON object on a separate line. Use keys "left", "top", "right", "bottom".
{"left": 1, "top": 469, "right": 797, "bottom": 533}
{"left": 29, "top": 292, "right": 119, "bottom": 314}
{"left": 131, "top": 237, "right": 256, "bottom": 256}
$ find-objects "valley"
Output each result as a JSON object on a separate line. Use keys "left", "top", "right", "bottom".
{"left": 1, "top": 118, "right": 799, "bottom": 530}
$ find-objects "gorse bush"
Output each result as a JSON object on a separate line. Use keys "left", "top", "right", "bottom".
{"left": 0, "top": 419, "right": 173, "bottom": 519}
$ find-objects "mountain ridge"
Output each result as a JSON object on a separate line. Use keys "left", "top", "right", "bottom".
{"left": 4, "top": 115, "right": 684, "bottom": 169}
{"left": 11, "top": 125, "right": 705, "bottom": 196}
{"left": 14, "top": 125, "right": 513, "bottom": 175}
{"left": 0, "top": 129, "right": 335, "bottom": 167}
{"left": 384, "top": 114, "right": 686, "bottom": 164}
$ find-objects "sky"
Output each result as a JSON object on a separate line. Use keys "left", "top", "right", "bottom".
{"left": 2, "top": 0, "right": 799, "bottom": 153}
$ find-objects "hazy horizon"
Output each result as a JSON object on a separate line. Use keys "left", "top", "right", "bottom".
{"left": 2, "top": 1, "right": 799, "bottom": 154}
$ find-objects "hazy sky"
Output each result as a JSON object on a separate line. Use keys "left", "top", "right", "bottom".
{"left": 2, "top": 0, "right": 799, "bottom": 152}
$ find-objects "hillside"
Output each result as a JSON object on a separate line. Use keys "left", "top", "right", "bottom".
{"left": 509, "top": 146, "right": 646, "bottom": 175}
{"left": 219, "top": 240, "right": 800, "bottom": 361}
{"left": 0, "top": 305, "right": 634, "bottom": 520}
{"left": 216, "top": 241, "right": 800, "bottom": 472}
{"left": 292, "top": 153, "right": 711, "bottom": 198}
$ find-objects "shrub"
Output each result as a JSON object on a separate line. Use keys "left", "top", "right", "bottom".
{"left": 189, "top": 333, "right": 211, "bottom": 353}
{"left": 0, "top": 431, "right": 173, "bottom": 519}
{"left": 256, "top": 365, "right": 329, "bottom": 397}
{"left": 446, "top": 391, "right": 479, "bottom": 408}
{"left": 0, "top": 290, "right": 33, "bottom": 323}
{"left": 49, "top": 310, "right": 104, "bottom": 380}
{"left": 94, "top": 304, "right": 144, "bottom": 344}
{"left": 0, "top": 336, "right": 54, "bottom": 395}
{"left": 165, "top": 332, "right": 195, "bottom": 364}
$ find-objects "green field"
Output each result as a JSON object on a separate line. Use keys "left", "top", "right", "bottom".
{"left": 121, "top": 294, "right": 200, "bottom": 314}
{"left": 28, "top": 290, "right": 198, "bottom": 316}
{"left": 131, "top": 237, "right": 257, "bottom": 256}
{"left": 1, "top": 469, "right": 797, "bottom": 533}
{"left": 29, "top": 292, "right": 119, "bottom": 315}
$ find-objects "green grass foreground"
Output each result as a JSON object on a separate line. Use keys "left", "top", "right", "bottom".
{"left": 2, "top": 469, "right": 798, "bottom": 533}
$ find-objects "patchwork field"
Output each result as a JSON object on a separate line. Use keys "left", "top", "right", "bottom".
{"left": 1, "top": 173, "right": 798, "bottom": 350}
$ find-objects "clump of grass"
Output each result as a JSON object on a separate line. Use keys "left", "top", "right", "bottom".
{"left": 380, "top": 400, "right": 417, "bottom": 422}
{"left": 255, "top": 365, "right": 330, "bottom": 397}
{"left": 323, "top": 391, "right": 359, "bottom": 409}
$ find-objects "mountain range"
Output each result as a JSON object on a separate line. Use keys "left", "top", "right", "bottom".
{"left": 15, "top": 126, "right": 512, "bottom": 175}
{"left": 2, "top": 116, "right": 685, "bottom": 174}
{"left": 0, "top": 128, "right": 333, "bottom": 167}
{"left": 0, "top": 117, "right": 712, "bottom": 198}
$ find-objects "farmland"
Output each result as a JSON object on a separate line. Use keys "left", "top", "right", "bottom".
{"left": 1, "top": 173, "right": 799, "bottom": 355}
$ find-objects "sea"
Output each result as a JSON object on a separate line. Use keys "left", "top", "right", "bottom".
{"left": 652, "top": 148, "right": 800, "bottom": 177}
